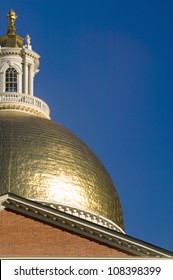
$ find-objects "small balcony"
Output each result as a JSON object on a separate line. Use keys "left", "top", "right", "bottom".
{"left": 0, "top": 92, "right": 50, "bottom": 119}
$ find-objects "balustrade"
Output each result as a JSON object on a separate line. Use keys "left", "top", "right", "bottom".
{"left": 0, "top": 92, "right": 50, "bottom": 118}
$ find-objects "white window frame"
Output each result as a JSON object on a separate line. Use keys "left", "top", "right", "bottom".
{"left": 5, "top": 67, "right": 18, "bottom": 92}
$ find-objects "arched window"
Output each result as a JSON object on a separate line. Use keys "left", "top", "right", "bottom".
{"left": 5, "top": 67, "right": 18, "bottom": 92}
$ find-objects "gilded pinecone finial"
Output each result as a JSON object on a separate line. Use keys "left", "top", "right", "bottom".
{"left": 7, "top": 9, "right": 18, "bottom": 27}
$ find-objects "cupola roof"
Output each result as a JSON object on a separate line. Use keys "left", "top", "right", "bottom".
{"left": 0, "top": 9, "right": 24, "bottom": 48}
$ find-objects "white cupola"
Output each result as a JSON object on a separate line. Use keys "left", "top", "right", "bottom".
{"left": 0, "top": 9, "right": 50, "bottom": 119}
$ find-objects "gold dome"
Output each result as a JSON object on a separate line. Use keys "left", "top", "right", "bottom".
{"left": 0, "top": 110, "right": 124, "bottom": 230}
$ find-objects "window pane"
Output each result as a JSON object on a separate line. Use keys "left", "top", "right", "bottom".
{"left": 5, "top": 67, "right": 18, "bottom": 92}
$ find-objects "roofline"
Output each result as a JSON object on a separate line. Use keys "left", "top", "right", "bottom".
{"left": 0, "top": 193, "right": 173, "bottom": 258}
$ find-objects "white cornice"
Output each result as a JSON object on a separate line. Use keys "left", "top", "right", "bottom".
{"left": 0, "top": 47, "right": 40, "bottom": 60}
{"left": 0, "top": 193, "right": 173, "bottom": 258}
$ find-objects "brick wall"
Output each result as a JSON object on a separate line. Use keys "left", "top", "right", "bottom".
{"left": 0, "top": 210, "right": 130, "bottom": 257}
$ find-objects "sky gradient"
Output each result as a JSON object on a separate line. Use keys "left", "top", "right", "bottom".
{"left": 1, "top": 1, "right": 173, "bottom": 252}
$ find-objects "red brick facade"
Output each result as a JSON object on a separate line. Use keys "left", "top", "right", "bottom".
{"left": 0, "top": 210, "right": 130, "bottom": 257}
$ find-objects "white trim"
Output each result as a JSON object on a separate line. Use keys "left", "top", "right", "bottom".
{"left": 31, "top": 198, "right": 125, "bottom": 233}
{"left": 1, "top": 193, "right": 173, "bottom": 258}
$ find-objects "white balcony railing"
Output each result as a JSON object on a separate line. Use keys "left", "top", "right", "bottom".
{"left": 0, "top": 92, "right": 50, "bottom": 119}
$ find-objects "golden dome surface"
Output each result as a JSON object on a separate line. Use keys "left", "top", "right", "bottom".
{"left": 0, "top": 110, "right": 124, "bottom": 230}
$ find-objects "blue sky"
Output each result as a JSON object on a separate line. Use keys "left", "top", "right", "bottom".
{"left": 1, "top": 0, "right": 173, "bottom": 252}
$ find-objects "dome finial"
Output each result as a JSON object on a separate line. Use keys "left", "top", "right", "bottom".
{"left": 0, "top": 9, "right": 24, "bottom": 47}
{"left": 7, "top": 9, "right": 18, "bottom": 27}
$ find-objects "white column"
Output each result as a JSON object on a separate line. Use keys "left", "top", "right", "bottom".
{"left": 18, "top": 72, "right": 22, "bottom": 93}
{"left": 0, "top": 71, "right": 4, "bottom": 92}
{"left": 23, "top": 60, "right": 28, "bottom": 94}
{"left": 28, "top": 64, "right": 34, "bottom": 96}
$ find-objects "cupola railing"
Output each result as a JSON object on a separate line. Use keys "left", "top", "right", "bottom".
{"left": 0, "top": 92, "right": 50, "bottom": 119}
